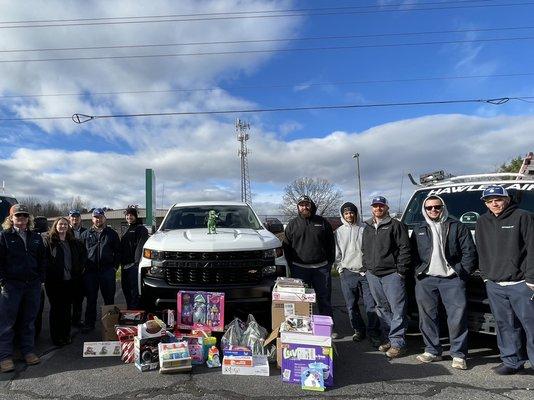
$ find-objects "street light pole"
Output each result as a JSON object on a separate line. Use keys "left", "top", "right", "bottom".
{"left": 352, "top": 153, "right": 363, "bottom": 214}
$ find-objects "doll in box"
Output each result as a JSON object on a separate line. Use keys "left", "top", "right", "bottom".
{"left": 208, "top": 295, "right": 221, "bottom": 328}
{"left": 181, "top": 293, "right": 193, "bottom": 325}
{"left": 193, "top": 294, "right": 207, "bottom": 324}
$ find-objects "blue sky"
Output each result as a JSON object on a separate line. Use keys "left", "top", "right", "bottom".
{"left": 1, "top": 0, "right": 533, "bottom": 215}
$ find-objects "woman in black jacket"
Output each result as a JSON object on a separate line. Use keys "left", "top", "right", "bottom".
{"left": 43, "top": 217, "right": 86, "bottom": 346}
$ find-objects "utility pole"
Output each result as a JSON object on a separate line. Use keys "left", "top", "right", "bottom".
{"left": 352, "top": 153, "right": 363, "bottom": 214}
{"left": 236, "top": 119, "right": 252, "bottom": 204}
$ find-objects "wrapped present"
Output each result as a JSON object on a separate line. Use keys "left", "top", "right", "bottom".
{"left": 115, "top": 326, "right": 138, "bottom": 341}
{"left": 121, "top": 340, "right": 135, "bottom": 363}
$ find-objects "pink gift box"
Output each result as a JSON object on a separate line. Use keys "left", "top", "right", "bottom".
{"left": 311, "top": 315, "right": 333, "bottom": 337}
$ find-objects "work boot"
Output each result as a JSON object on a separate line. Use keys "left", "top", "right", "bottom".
{"left": 378, "top": 342, "right": 391, "bottom": 352}
{"left": 24, "top": 353, "right": 40, "bottom": 366}
{"left": 0, "top": 359, "right": 15, "bottom": 373}
{"left": 386, "top": 347, "right": 406, "bottom": 359}
{"left": 416, "top": 352, "right": 442, "bottom": 363}
{"left": 492, "top": 363, "right": 524, "bottom": 375}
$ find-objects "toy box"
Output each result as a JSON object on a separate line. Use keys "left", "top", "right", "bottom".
{"left": 176, "top": 334, "right": 205, "bottom": 365}
{"left": 222, "top": 356, "right": 253, "bottom": 367}
{"left": 223, "top": 345, "right": 252, "bottom": 357}
{"left": 119, "top": 310, "right": 146, "bottom": 326}
{"left": 177, "top": 291, "right": 225, "bottom": 332}
{"left": 83, "top": 341, "right": 121, "bottom": 357}
{"left": 116, "top": 326, "right": 138, "bottom": 363}
{"left": 301, "top": 366, "right": 325, "bottom": 391}
{"left": 312, "top": 315, "right": 333, "bottom": 337}
{"left": 222, "top": 355, "right": 270, "bottom": 376}
{"left": 158, "top": 341, "right": 192, "bottom": 373}
{"left": 137, "top": 319, "right": 167, "bottom": 339}
{"left": 281, "top": 315, "right": 312, "bottom": 334}
{"left": 272, "top": 288, "right": 316, "bottom": 302}
{"left": 281, "top": 343, "right": 333, "bottom": 387}
{"left": 273, "top": 277, "right": 306, "bottom": 294}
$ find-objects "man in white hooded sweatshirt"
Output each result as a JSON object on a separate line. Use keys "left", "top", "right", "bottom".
{"left": 411, "top": 195, "right": 477, "bottom": 370}
{"left": 335, "top": 202, "right": 381, "bottom": 347}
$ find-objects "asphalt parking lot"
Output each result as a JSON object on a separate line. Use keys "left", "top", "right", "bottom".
{"left": 0, "top": 277, "right": 532, "bottom": 400}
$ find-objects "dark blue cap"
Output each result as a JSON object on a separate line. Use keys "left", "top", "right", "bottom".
{"left": 68, "top": 209, "right": 81, "bottom": 217}
{"left": 92, "top": 208, "right": 105, "bottom": 217}
{"left": 371, "top": 196, "right": 388, "bottom": 206}
{"left": 481, "top": 185, "right": 509, "bottom": 200}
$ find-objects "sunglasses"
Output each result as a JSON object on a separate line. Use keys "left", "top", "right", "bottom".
{"left": 424, "top": 205, "right": 443, "bottom": 211}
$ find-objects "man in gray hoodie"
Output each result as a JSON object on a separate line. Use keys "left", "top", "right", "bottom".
{"left": 411, "top": 195, "right": 476, "bottom": 370}
{"left": 335, "top": 202, "right": 381, "bottom": 346}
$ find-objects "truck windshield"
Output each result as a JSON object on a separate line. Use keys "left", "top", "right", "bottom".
{"left": 0, "top": 196, "right": 17, "bottom": 223}
{"left": 161, "top": 205, "right": 262, "bottom": 230}
{"left": 402, "top": 187, "right": 534, "bottom": 230}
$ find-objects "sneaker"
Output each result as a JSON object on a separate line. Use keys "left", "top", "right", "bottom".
{"left": 416, "top": 352, "right": 442, "bottom": 363}
{"left": 378, "top": 342, "right": 391, "bottom": 352}
{"left": 24, "top": 353, "right": 40, "bottom": 366}
{"left": 386, "top": 347, "right": 406, "bottom": 358}
{"left": 0, "top": 359, "right": 15, "bottom": 373}
{"left": 451, "top": 357, "right": 467, "bottom": 370}
{"left": 492, "top": 363, "right": 524, "bottom": 375}
{"left": 352, "top": 331, "right": 365, "bottom": 342}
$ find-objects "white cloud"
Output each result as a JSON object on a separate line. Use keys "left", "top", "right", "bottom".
{"left": 2, "top": 113, "right": 533, "bottom": 214}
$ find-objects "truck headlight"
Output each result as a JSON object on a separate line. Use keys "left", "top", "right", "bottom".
{"left": 261, "top": 265, "right": 277, "bottom": 277}
{"left": 143, "top": 248, "right": 161, "bottom": 260}
{"left": 264, "top": 247, "right": 283, "bottom": 259}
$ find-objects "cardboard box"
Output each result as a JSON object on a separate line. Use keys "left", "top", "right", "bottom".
{"left": 83, "top": 341, "right": 121, "bottom": 357}
{"left": 272, "top": 288, "right": 316, "bottom": 303}
{"left": 222, "top": 356, "right": 270, "bottom": 376}
{"left": 222, "top": 356, "right": 253, "bottom": 367}
{"left": 272, "top": 300, "right": 313, "bottom": 330}
{"left": 280, "top": 332, "right": 332, "bottom": 347}
{"left": 281, "top": 342, "right": 333, "bottom": 387}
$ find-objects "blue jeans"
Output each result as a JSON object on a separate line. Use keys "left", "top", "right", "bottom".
{"left": 121, "top": 266, "right": 140, "bottom": 309}
{"left": 290, "top": 263, "right": 333, "bottom": 317}
{"left": 415, "top": 275, "right": 468, "bottom": 358}
{"left": 339, "top": 270, "right": 380, "bottom": 337}
{"left": 367, "top": 272, "right": 407, "bottom": 348}
{"left": 0, "top": 280, "right": 42, "bottom": 361}
{"left": 485, "top": 280, "right": 534, "bottom": 369}
{"left": 83, "top": 267, "right": 116, "bottom": 327}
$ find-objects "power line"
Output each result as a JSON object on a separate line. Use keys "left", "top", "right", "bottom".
{"left": 1, "top": 36, "right": 532, "bottom": 64}
{"left": 2, "top": 96, "right": 533, "bottom": 123}
{"left": 0, "top": 2, "right": 532, "bottom": 30}
{"left": 3, "top": 24, "right": 534, "bottom": 54}
{"left": 0, "top": 0, "right": 497, "bottom": 25}
{"left": 2, "top": 72, "right": 534, "bottom": 100}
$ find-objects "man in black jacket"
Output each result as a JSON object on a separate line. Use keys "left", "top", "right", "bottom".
{"left": 362, "top": 196, "right": 411, "bottom": 358}
{"left": 120, "top": 206, "right": 148, "bottom": 309}
{"left": 80, "top": 208, "right": 120, "bottom": 333}
{"left": 475, "top": 185, "right": 534, "bottom": 375}
{"left": 411, "top": 195, "right": 476, "bottom": 370}
{"left": 0, "top": 205, "right": 47, "bottom": 372}
{"left": 283, "top": 195, "right": 335, "bottom": 322}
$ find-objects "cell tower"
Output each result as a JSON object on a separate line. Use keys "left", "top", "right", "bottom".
{"left": 236, "top": 118, "right": 252, "bottom": 204}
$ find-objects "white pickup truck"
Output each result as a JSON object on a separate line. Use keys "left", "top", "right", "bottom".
{"left": 138, "top": 201, "right": 286, "bottom": 323}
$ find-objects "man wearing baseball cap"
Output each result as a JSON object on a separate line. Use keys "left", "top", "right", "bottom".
{"left": 475, "top": 185, "right": 534, "bottom": 375}
{"left": 79, "top": 208, "right": 120, "bottom": 333}
{"left": 68, "top": 209, "right": 87, "bottom": 328}
{"left": 362, "top": 196, "right": 411, "bottom": 358}
{"left": 0, "top": 205, "right": 47, "bottom": 372}
{"left": 283, "top": 195, "right": 336, "bottom": 332}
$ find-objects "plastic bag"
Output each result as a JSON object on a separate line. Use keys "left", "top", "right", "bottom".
{"left": 221, "top": 317, "right": 245, "bottom": 349}
{"left": 240, "top": 314, "right": 268, "bottom": 355}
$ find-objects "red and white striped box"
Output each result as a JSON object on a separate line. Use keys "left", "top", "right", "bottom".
{"left": 116, "top": 326, "right": 138, "bottom": 364}
{"left": 120, "top": 341, "right": 135, "bottom": 363}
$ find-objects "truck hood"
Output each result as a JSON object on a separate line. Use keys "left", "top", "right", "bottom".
{"left": 145, "top": 228, "right": 281, "bottom": 252}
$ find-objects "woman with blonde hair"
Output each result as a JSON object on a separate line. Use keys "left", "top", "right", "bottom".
{"left": 43, "top": 217, "right": 86, "bottom": 346}
{"left": 0, "top": 205, "right": 46, "bottom": 373}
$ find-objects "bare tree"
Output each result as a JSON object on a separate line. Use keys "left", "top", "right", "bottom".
{"left": 18, "top": 196, "right": 88, "bottom": 217}
{"left": 280, "top": 177, "right": 343, "bottom": 217}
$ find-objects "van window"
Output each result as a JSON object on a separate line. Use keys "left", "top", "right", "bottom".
{"left": 161, "top": 205, "right": 262, "bottom": 230}
{"left": 402, "top": 188, "right": 534, "bottom": 230}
